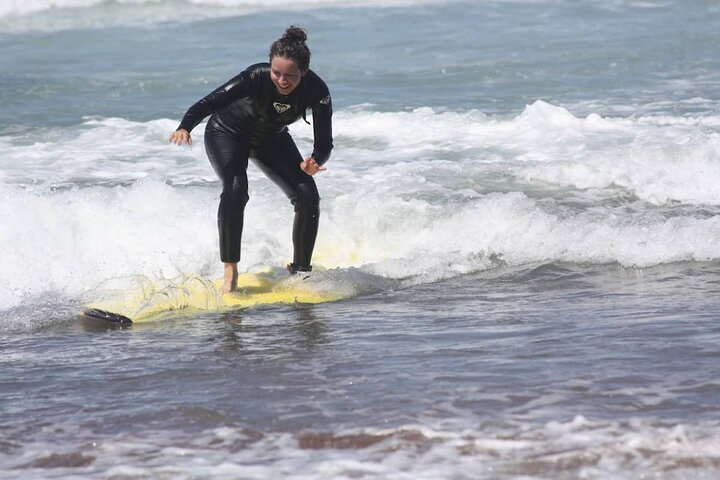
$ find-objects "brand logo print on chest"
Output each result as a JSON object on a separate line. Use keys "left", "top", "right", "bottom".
{"left": 273, "top": 102, "right": 291, "bottom": 114}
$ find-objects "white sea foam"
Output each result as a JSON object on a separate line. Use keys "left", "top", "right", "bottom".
{"left": 0, "top": 0, "right": 445, "bottom": 32}
{"left": 0, "top": 0, "right": 672, "bottom": 18}
{"left": 0, "top": 0, "right": 439, "bottom": 17}
{"left": 7, "top": 104, "right": 720, "bottom": 206}
{"left": 0, "top": 0, "right": 672, "bottom": 33}
{"left": 0, "top": 117, "right": 214, "bottom": 187}
{"left": 3, "top": 417, "right": 719, "bottom": 479}
{"left": 2, "top": 103, "right": 720, "bottom": 311}
{"left": 329, "top": 101, "right": 720, "bottom": 205}
{"left": 0, "top": 180, "right": 217, "bottom": 309}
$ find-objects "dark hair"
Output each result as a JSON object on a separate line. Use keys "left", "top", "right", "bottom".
{"left": 269, "top": 26, "right": 311, "bottom": 72}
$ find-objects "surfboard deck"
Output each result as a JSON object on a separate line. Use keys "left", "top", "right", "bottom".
{"left": 82, "top": 268, "right": 347, "bottom": 324}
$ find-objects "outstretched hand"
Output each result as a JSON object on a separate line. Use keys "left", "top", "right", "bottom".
{"left": 169, "top": 129, "right": 192, "bottom": 145}
{"left": 300, "top": 157, "right": 326, "bottom": 176}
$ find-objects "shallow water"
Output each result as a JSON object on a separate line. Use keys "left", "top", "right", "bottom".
{"left": 4, "top": 262, "right": 720, "bottom": 478}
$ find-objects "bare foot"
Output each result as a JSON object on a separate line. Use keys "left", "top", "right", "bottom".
{"left": 220, "top": 263, "right": 238, "bottom": 294}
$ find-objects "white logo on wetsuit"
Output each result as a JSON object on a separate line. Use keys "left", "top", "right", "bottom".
{"left": 273, "top": 102, "right": 291, "bottom": 113}
{"left": 319, "top": 95, "right": 331, "bottom": 105}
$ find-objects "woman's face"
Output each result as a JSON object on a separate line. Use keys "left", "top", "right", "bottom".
{"left": 270, "top": 56, "right": 304, "bottom": 95}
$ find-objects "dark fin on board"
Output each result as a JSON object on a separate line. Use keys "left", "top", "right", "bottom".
{"left": 83, "top": 308, "right": 133, "bottom": 324}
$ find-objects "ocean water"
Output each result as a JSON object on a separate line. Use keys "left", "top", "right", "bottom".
{"left": 2, "top": 0, "right": 720, "bottom": 478}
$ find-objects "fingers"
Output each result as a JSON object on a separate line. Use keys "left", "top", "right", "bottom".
{"left": 169, "top": 129, "right": 192, "bottom": 145}
{"left": 300, "top": 158, "right": 326, "bottom": 176}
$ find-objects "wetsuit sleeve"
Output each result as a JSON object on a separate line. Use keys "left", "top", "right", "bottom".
{"left": 310, "top": 88, "right": 333, "bottom": 166}
{"left": 177, "top": 71, "right": 251, "bottom": 133}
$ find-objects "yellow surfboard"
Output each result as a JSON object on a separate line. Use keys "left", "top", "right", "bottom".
{"left": 83, "top": 268, "right": 348, "bottom": 323}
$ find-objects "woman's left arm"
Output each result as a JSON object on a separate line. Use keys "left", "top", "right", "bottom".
{"left": 309, "top": 87, "right": 333, "bottom": 167}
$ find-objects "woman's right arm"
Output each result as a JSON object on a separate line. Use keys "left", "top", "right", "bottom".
{"left": 170, "top": 70, "right": 251, "bottom": 143}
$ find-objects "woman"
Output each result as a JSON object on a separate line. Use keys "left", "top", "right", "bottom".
{"left": 170, "top": 26, "right": 333, "bottom": 293}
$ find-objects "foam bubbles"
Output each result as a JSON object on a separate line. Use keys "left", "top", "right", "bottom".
{"left": 0, "top": 180, "right": 218, "bottom": 311}
{"left": 3, "top": 103, "right": 720, "bottom": 312}
{"left": 5, "top": 418, "right": 720, "bottom": 479}
{"left": 326, "top": 101, "right": 720, "bottom": 206}
{"left": 0, "top": 0, "right": 446, "bottom": 32}
{"left": 0, "top": 117, "right": 213, "bottom": 187}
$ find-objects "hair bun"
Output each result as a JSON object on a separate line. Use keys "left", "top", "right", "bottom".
{"left": 270, "top": 26, "right": 311, "bottom": 71}
{"left": 283, "top": 26, "right": 307, "bottom": 43}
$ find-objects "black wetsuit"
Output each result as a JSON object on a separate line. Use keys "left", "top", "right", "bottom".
{"left": 177, "top": 62, "right": 333, "bottom": 268}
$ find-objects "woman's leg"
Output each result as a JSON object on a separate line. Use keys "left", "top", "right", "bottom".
{"left": 204, "top": 124, "right": 250, "bottom": 292}
{"left": 254, "top": 132, "right": 320, "bottom": 272}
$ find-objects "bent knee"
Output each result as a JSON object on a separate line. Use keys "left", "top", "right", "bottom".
{"left": 292, "top": 182, "right": 320, "bottom": 213}
{"left": 221, "top": 176, "right": 250, "bottom": 212}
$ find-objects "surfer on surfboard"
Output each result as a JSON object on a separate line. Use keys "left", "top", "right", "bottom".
{"left": 169, "top": 26, "right": 333, "bottom": 294}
